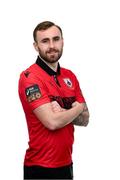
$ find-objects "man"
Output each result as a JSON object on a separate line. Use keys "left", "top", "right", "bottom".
{"left": 19, "top": 21, "right": 89, "bottom": 179}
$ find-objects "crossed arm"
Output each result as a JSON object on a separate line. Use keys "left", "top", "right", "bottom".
{"left": 51, "top": 101, "right": 89, "bottom": 127}
{"left": 72, "top": 103, "right": 89, "bottom": 126}
{"left": 33, "top": 101, "right": 87, "bottom": 130}
{"left": 33, "top": 100, "right": 89, "bottom": 130}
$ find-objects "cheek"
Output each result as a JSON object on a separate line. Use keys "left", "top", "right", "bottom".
{"left": 56, "top": 42, "right": 63, "bottom": 50}
{"left": 38, "top": 45, "right": 48, "bottom": 53}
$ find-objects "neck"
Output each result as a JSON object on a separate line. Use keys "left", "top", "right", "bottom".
{"left": 39, "top": 56, "right": 58, "bottom": 72}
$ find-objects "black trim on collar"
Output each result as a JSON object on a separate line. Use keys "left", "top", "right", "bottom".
{"left": 36, "top": 56, "right": 60, "bottom": 76}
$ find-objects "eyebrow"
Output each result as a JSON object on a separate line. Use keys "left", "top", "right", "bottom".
{"left": 41, "top": 38, "right": 49, "bottom": 42}
{"left": 53, "top": 36, "right": 60, "bottom": 40}
{"left": 41, "top": 36, "right": 61, "bottom": 42}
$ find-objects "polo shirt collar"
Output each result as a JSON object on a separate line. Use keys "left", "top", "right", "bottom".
{"left": 36, "top": 56, "right": 60, "bottom": 76}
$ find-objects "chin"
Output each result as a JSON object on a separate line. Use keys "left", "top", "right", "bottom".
{"left": 47, "top": 56, "right": 59, "bottom": 63}
{"left": 49, "top": 59, "right": 59, "bottom": 63}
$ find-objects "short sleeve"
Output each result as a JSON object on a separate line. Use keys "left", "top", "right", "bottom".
{"left": 73, "top": 74, "right": 86, "bottom": 103}
{"left": 19, "top": 73, "right": 50, "bottom": 111}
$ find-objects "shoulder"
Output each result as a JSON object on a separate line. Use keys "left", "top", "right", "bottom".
{"left": 19, "top": 64, "right": 38, "bottom": 83}
{"left": 61, "top": 67, "right": 75, "bottom": 76}
{"left": 60, "top": 67, "right": 77, "bottom": 80}
{"left": 18, "top": 64, "right": 41, "bottom": 92}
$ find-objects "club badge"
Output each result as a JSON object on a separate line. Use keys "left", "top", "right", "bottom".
{"left": 63, "top": 78, "right": 73, "bottom": 88}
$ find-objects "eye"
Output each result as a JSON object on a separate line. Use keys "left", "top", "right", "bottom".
{"left": 41, "top": 38, "right": 49, "bottom": 43}
{"left": 53, "top": 36, "right": 60, "bottom": 41}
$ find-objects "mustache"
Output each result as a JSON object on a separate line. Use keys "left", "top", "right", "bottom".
{"left": 47, "top": 48, "right": 59, "bottom": 53}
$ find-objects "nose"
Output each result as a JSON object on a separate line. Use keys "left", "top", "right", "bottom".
{"left": 49, "top": 40, "right": 54, "bottom": 48}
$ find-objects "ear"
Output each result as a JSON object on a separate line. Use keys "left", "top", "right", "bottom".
{"left": 62, "top": 38, "right": 64, "bottom": 47}
{"left": 33, "top": 42, "right": 39, "bottom": 52}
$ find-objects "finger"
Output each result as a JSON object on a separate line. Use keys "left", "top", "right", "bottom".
{"left": 52, "top": 107, "right": 62, "bottom": 112}
{"left": 51, "top": 101, "right": 59, "bottom": 105}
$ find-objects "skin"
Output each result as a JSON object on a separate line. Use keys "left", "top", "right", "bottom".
{"left": 51, "top": 101, "right": 89, "bottom": 127}
{"left": 33, "top": 26, "right": 64, "bottom": 71}
{"left": 33, "top": 25, "right": 89, "bottom": 130}
{"left": 33, "top": 102, "right": 85, "bottom": 130}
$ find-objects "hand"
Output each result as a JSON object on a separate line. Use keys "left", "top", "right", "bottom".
{"left": 72, "top": 101, "right": 85, "bottom": 113}
{"left": 83, "top": 104, "right": 88, "bottom": 112}
{"left": 51, "top": 101, "right": 65, "bottom": 113}
{"left": 72, "top": 102, "right": 89, "bottom": 126}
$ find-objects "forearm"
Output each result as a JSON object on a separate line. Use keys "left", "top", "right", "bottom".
{"left": 73, "top": 105, "right": 89, "bottom": 126}
{"left": 33, "top": 102, "right": 85, "bottom": 130}
{"left": 73, "top": 112, "right": 89, "bottom": 126}
{"left": 73, "top": 114, "right": 83, "bottom": 126}
{"left": 52, "top": 105, "right": 84, "bottom": 129}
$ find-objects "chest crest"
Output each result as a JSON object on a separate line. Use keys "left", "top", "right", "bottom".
{"left": 63, "top": 78, "right": 73, "bottom": 88}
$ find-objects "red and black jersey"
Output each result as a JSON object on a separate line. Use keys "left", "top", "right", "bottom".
{"left": 18, "top": 56, "right": 85, "bottom": 168}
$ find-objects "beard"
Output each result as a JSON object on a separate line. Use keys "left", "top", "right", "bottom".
{"left": 38, "top": 47, "right": 63, "bottom": 64}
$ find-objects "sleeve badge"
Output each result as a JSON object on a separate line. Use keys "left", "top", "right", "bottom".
{"left": 25, "top": 84, "right": 41, "bottom": 103}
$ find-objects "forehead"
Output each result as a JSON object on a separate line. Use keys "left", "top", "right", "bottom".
{"left": 36, "top": 26, "right": 62, "bottom": 41}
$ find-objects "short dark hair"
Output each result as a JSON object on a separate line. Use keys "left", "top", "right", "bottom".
{"left": 33, "top": 21, "right": 63, "bottom": 42}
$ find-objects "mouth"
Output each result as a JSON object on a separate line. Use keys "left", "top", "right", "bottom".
{"left": 48, "top": 51, "right": 56, "bottom": 53}
{"left": 47, "top": 49, "right": 59, "bottom": 54}
{"left": 47, "top": 51, "right": 59, "bottom": 58}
